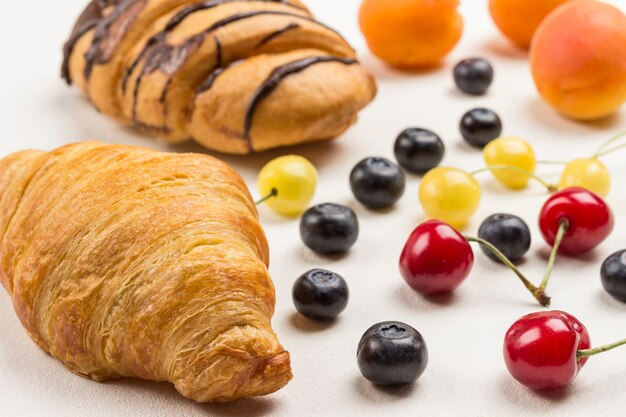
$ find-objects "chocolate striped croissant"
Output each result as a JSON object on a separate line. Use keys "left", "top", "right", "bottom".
{"left": 62, "top": 0, "right": 377, "bottom": 154}
{"left": 0, "top": 142, "right": 290, "bottom": 402}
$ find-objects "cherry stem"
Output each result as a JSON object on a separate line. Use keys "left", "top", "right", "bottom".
{"left": 593, "top": 130, "right": 626, "bottom": 158}
{"left": 471, "top": 165, "right": 558, "bottom": 193}
{"left": 539, "top": 219, "right": 570, "bottom": 291}
{"left": 577, "top": 337, "right": 626, "bottom": 361}
{"left": 595, "top": 143, "right": 626, "bottom": 158}
{"left": 536, "top": 160, "right": 568, "bottom": 166}
{"left": 465, "top": 236, "right": 551, "bottom": 307}
{"left": 255, "top": 188, "right": 278, "bottom": 205}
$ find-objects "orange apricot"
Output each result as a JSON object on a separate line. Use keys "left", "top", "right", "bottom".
{"left": 489, "top": 0, "right": 571, "bottom": 49}
{"left": 530, "top": 1, "right": 626, "bottom": 121}
{"left": 359, "top": 0, "right": 463, "bottom": 68}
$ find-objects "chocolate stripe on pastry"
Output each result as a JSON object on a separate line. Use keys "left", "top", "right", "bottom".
{"left": 196, "top": 68, "right": 225, "bottom": 94}
{"left": 121, "top": 0, "right": 308, "bottom": 93}
{"left": 254, "top": 22, "right": 300, "bottom": 49}
{"left": 129, "top": 10, "right": 348, "bottom": 126}
{"left": 163, "top": 0, "right": 305, "bottom": 33}
{"left": 156, "top": 35, "right": 221, "bottom": 124}
{"left": 64, "top": 0, "right": 301, "bottom": 85}
{"left": 214, "top": 36, "right": 223, "bottom": 68}
{"left": 61, "top": 0, "right": 121, "bottom": 84}
{"left": 243, "top": 56, "right": 357, "bottom": 144}
{"left": 196, "top": 58, "right": 245, "bottom": 94}
{"left": 84, "top": 0, "right": 148, "bottom": 81}
{"left": 133, "top": 9, "right": 349, "bottom": 79}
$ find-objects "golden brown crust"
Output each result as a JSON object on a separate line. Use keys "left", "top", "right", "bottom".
{"left": 0, "top": 141, "right": 291, "bottom": 402}
{"left": 63, "top": 0, "right": 376, "bottom": 154}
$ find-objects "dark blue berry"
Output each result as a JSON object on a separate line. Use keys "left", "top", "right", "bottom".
{"left": 300, "top": 203, "right": 359, "bottom": 255}
{"left": 394, "top": 128, "right": 445, "bottom": 174}
{"left": 292, "top": 269, "right": 349, "bottom": 320}
{"left": 357, "top": 321, "right": 428, "bottom": 386}
{"left": 478, "top": 213, "right": 531, "bottom": 263}
{"left": 460, "top": 108, "right": 503, "bottom": 148}
{"left": 454, "top": 58, "right": 494, "bottom": 95}
{"left": 350, "top": 157, "right": 405, "bottom": 209}
{"left": 601, "top": 250, "right": 626, "bottom": 302}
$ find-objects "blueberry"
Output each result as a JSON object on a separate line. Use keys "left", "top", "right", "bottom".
{"left": 357, "top": 321, "right": 428, "bottom": 386}
{"left": 394, "top": 128, "right": 445, "bottom": 174}
{"left": 601, "top": 250, "right": 626, "bottom": 302}
{"left": 292, "top": 269, "right": 349, "bottom": 320}
{"left": 453, "top": 58, "right": 494, "bottom": 95}
{"left": 300, "top": 203, "right": 359, "bottom": 255}
{"left": 478, "top": 213, "right": 531, "bottom": 263}
{"left": 350, "top": 157, "right": 405, "bottom": 209}
{"left": 460, "top": 108, "right": 503, "bottom": 148}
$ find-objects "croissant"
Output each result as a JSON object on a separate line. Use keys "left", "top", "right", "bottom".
{"left": 0, "top": 141, "right": 291, "bottom": 402}
{"left": 62, "top": 0, "right": 377, "bottom": 154}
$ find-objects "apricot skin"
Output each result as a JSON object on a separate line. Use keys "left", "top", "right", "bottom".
{"left": 489, "top": 0, "right": 570, "bottom": 49}
{"left": 359, "top": 0, "right": 463, "bottom": 69}
{"left": 530, "top": 0, "right": 626, "bottom": 121}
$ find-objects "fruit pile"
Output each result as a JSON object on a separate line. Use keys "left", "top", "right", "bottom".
{"left": 255, "top": 0, "right": 626, "bottom": 394}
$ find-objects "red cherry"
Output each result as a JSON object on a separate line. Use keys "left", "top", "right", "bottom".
{"left": 503, "top": 310, "right": 591, "bottom": 390}
{"left": 539, "top": 187, "right": 614, "bottom": 256}
{"left": 400, "top": 220, "right": 550, "bottom": 305}
{"left": 399, "top": 220, "right": 474, "bottom": 295}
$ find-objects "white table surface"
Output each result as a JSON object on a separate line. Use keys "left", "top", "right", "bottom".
{"left": 1, "top": 0, "right": 626, "bottom": 415}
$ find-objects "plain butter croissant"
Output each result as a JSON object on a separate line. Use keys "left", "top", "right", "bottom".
{"left": 0, "top": 141, "right": 291, "bottom": 402}
{"left": 62, "top": 0, "right": 377, "bottom": 154}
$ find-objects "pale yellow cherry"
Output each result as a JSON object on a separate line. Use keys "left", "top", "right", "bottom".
{"left": 558, "top": 158, "right": 611, "bottom": 197}
{"left": 258, "top": 155, "right": 318, "bottom": 216}
{"left": 483, "top": 137, "right": 536, "bottom": 190}
{"left": 419, "top": 167, "right": 482, "bottom": 229}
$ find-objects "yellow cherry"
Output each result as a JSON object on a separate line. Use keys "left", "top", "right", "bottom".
{"left": 483, "top": 137, "right": 536, "bottom": 190}
{"left": 258, "top": 155, "right": 317, "bottom": 216}
{"left": 419, "top": 167, "right": 482, "bottom": 229}
{"left": 558, "top": 158, "right": 611, "bottom": 197}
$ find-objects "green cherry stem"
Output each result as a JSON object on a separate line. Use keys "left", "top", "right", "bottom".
{"left": 255, "top": 188, "right": 278, "bottom": 205}
{"left": 539, "top": 218, "right": 570, "bottom": 291}
{"left": 595, "top": 143, "right": 626, "bottom": 158}
{"left": 471, "top": 165, "right": 558, "bottom": 193}
{"left": 593, "top": 130, "right": 626, "bottom": 158}
{"left": 465, "top": 236, "right": 551, "bottom": 307}
{"left": 577, "top": 337, "right": 626, "bottom": 361}
{"left": 536, "top": 160, "right": 568, "bottom": 166}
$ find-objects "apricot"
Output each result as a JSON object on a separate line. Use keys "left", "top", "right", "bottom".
{"left": 530, "top": 1, "right": 626, "bottom": 121}
{"left": 359, "top": 0, "right": 463, "bottom": 68}
{"left": 489, "top": 0, "right": 570, "bottom": 49}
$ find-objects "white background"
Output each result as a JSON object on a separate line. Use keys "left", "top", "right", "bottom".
{"left": 1, "top": 0, "right": 626, "bottom": 415}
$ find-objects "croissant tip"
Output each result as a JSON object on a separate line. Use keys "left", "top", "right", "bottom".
{"left": 239, "top": 348, "right": 293, "bottom": 401}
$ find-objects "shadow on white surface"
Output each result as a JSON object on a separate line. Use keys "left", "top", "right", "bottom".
{"left": 524, "top": 98, "right": 625, "bottom": 135}
{"left": 452, "top": 137, "right": 481, "bottom": 154}
{"left": 595, "top": 290, "right": 626, "bottom": 312}
{"left": 167, "top": 136, "right": 346, "bottom": 176}
{"left": 352, "top": 375, "right": 419, "bottom": 403}
{"left": 108, "top": 378, "right": 279, "bottom": 417}
{"left": 357, "top": 52, "right": 444, "bottom": 82}
{"left": 483, "top": 38, "right": 528, "bottom": 61}
{"left": 534, "top": 246, "right": 603, "bottom": 264}
{"left": 292, "top": 244, "right": 351, "bottom": 264}
{"left": 289, "top": 312, "right": 340, "bottom": 333}
{"left": 393, "top": 284, "right": 459, "bottom": 310}
{"left": 496, "top": 373, "right": 572, "bottom": 411}
{"left": 342, "top": 198, "right": 399, "bottom": 219}
{"left": 446, "top": 84, "right": 495, "bottom": 100}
